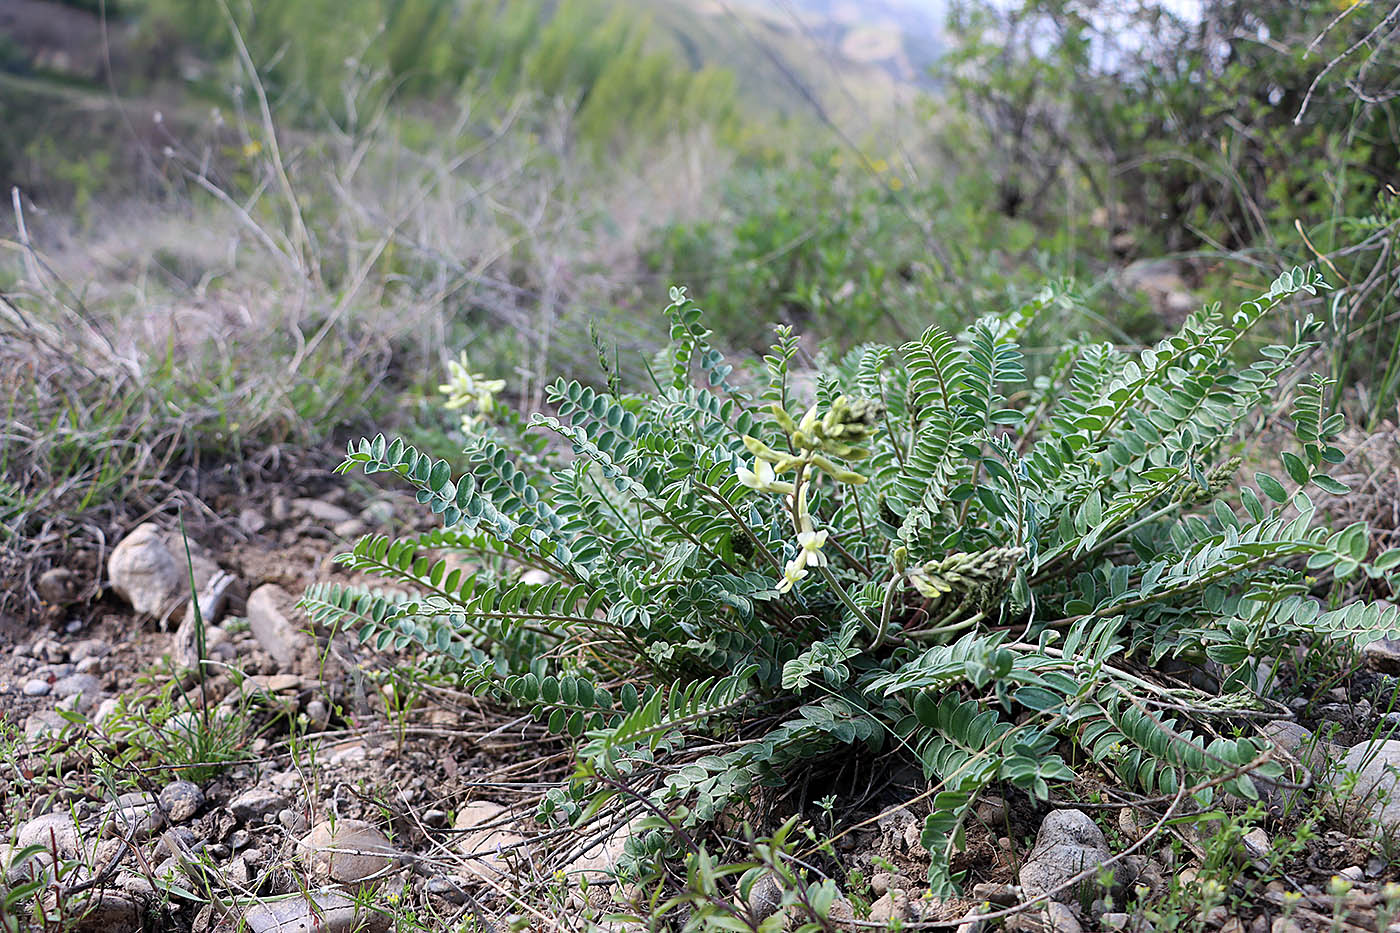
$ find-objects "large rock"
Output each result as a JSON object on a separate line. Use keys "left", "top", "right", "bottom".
{"left": 1330, "top": 739, "right": 1400, "bottom": 831}
{"left": 108, "top": 523, "right": 221, "bottom": 620}
{"left": 298, "top": 820, "right": 398, "bottom": 886}
{"left": 108, "top": 523, "right": 183, "bottom": 617}
{"left": 220, "top": 889, "right": 390, "bottom": 933}
{"left": 159, "top": 781, "right": 205, "bottom": 823}
{"left": 228, "top": 788, "right": 287, "bottom": 824}
{"left": 245, "top": 585, "right": 311, "bottom": 670}
{"left": 17, "top": 812, "right": 82, "bottom": 858}
{"left": 1362, "top": 637, "right": 1400, "bottom": 674}
{"left": 1018, "top": 810, "right": 1124, "bottom": 903}
{"left": 453, "top": 801, "right": 526, "bottom": 881}
{"left": 58, "top": 890, "right": 142, "bottom": 933}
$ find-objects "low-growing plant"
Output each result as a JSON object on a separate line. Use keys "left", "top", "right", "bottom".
{"left": 305, "top": 273, "right": 1400, "bottom": 895}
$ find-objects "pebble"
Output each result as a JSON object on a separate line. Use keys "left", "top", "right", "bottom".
{"left": 1018, "top": 809, "right": 1118, "bottom": 902}
{"left": 425, "top": 874, "right": 468, "bottom": 904}
{"left": 1044, "top": 902, "right": 1082, "bottom": 933}
{"left": 159, "top": 781, "right": 205, "bottom": 822}
{"left": 228, "top": 788, "right": 287, "bottom": 823}
{"left": 52, "top": 673, "right": 102, "bottom": 699}
{"left": 278, "top": 809, "right": 309, "bottom": 835}
{"left": 233, "top": 889, "right": 391, "bottom": 933}
{"left": 69, "top": 640, "right": 107, "bottom": 663}
{"left": 299, "top": 820, "right": 399, "bottom": 886}
{"left": 17, "top": 812, "right": 82, "bottom": 858}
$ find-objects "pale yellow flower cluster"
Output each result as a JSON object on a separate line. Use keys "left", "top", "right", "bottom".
{"left": 438, "top": 352, "right": 506, "bottom": 433}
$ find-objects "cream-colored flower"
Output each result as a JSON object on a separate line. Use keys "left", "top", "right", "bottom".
{"left": 438, "top": 352, "right": 506, "bottom": 432}
{"left": 736, "top": 458, "right": 795, "bottom": 495}
{"left": 796, "top": 529, "right": 829, "bottom": 567}
{"left": 776, "top": 559, "right": 809, "bottom": 594}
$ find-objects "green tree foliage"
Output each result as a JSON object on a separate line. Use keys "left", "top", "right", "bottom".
{"left": 308, "top": 271, "right": 1400, "bottom": 896}
{"left": 938, "top": 0, "right": 1399, "bottom": 253}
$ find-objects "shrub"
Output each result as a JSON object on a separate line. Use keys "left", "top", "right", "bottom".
{"left": 304, "top": 271, "right": 1399, "bottom": 896}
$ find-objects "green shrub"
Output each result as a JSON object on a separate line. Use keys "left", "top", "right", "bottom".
{"left": 305, "top": 271, "right": 1399, "bottom": 896}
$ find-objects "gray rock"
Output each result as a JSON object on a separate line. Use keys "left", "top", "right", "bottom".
{"left": 870, "top": 890, "right": 912, "bottom": 924}
{"left": 24, "top": 711, "right": 68, "bottom": 743}
{"left": 1260, "top": 721, "right": 1333, "bottom": 773}
{"left": 108, "top": 523, "right": 184, "bottom": 617}
{"left": 292, "top": 498, "right": 355, "bottom": 524}
{"left": 74, "top": 656, "right": 104, "bottom": 675}
{"left": 228, "top": 788, "right": 286, "bottom": 823}
{"left": 1330, "top": 739, "right": 1400, "bottom": 831}
{"left": 102, "top": 793, "right": 165, "bottom": 840}
{"left": 2, "top": 842, "right": 54, "bottom": 884}
{"left": 454, "top": 801, "right": 527, "bottom": 881}
{"left": 1362, "top": 637, "right": 1400, "bottom": 674}
{"left": 22, "top": 679, "right": 51, "bottom": 697}
{"left": 159, "top": 781, "right": 205, "bottom": 822}
{"left": 1018, "top": 810, "right": 1121, "bottom": 903}
{"left": 1044, "top": 903, "right": 1083, "bottom": 933}
{"left": 62, "top": 890, "right": 141, "bottom": 933}
{"left": 238, "top": 508, "right": 268, "bottom": 535}
{"left": 424, "top": 874, "right": 468, "bottom": 904}
{"left": 37, "top": 567, "right": 80, "bottom": 606}
{"left": 69, "top": 640, "right": 109, "bottom": 663}
{"left": 53, "top": 673, "right": 102, "bottom": 699}
{"left": 298, "top": 819, "right": 398, "bottom": 886}
{"left": 228, "top": 889, "right": 391, "bottom": 933}
{"left": 245, "top": 585, "right": 310, "bottom": 670}
{"left": 18, "top": 812, "right": 82, "bottom": 858}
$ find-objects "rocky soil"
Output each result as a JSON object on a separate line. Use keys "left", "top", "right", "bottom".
{"left": 6, "top": 473, "right": 1400, "bottom": 932}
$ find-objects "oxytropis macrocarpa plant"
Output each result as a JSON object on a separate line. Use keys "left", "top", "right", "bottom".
{"left": 304, "top": 272, "right": 1400, "bottom": 895}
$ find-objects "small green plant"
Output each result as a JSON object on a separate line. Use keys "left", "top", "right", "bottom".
{"left": 306, "top": 273, "right": 1400, "bottom": 895}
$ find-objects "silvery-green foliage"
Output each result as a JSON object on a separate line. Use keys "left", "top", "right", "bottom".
{"left": 304, "top": 272, "right": 1399, "bottom": 895}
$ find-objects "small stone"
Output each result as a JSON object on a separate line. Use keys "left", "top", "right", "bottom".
{"left": 238, "top": 508, "right": 268, "bottom": 535}
{"left": 1331, "top": 739, "right": 1400, "bottom": 831}
{"left": 75, "top": 657, "right": 104, "bottom": 675}
{"left": 102, "top": 793, "right": 164, "bottom": 840}
{"left": 228, "top": 788, "right": 286, "bottom": 823}
{"left": 333, "top": 519, "right": 368, "bottom": 539}
{"left": 293, "top": 498, "right": 355, "bottom": 524}
{"left": 22, "top": 679, "right": 51, "bottom": 697}
{"left": 454, "top": 801, "right": 527, "bottom": 881}
{"left": 278, "top": 809, "right": 308, "bottom": 835}
{"left": 159, "top": 781, "right": 205, "bottom": 822}
{"left": 1101, "top": 914, "right": 1131, "bottom": 931}
{"left": 1242, "top": 828, "right": 1269, "bottom": 857}
{"left": 37, "top": 568, "right": 80, "bottom": 606}
{"left": 870, "top": 872, "right": 893, "bottom": 896}
{"left": 1337, "top": 865, "right": 1365, "bottom": 882}
{"left": 18, "top": 812, "right": 82, "bottom": 858}
{"left": 425, "top": 874, "right": 468, "bottom": 904}
{"left": 69, "top": 640, "right": 108, "bottom": 663}
{"left": 1271, "top": 920, "right": 1303, "bottom": 933}
{"left": 299, "top": 819, "right": 398, "bottom": 886}
{"left": 53, "top": 673, "right": 102, "bottom": 699}
{"left": 746, "top": 874, "right": 783, "bottom": 920}
{"left": 975, "top": 794, "right": 1008, "bottom": 826}
{"left": 60, "top": 890, "right": 141, "bottom": 933}
{"left": 1044, "top": 903, "right": 1083, "bottom": 933}
{"left": 245, "top": 585, "right": 310, "bottom": 670}
{"left": 1218, "top": 918, "right": 1244, "bottom": 933}
{"left": 870, "top": 891, "right": 911, "bottom": 924}
{"left": 422, "top": 809, "right": 448, "bottom": 829}
{"left": 1362, "top": 637, "right": 1400, "bottom": 674}
{"left": 24, "top": 711, "right": 67, "bottom": 742}
{"left": 108, "top": 523, "right": 184, "bottom": 617}
{"left": 306, "top": 699, "right": 329, "bottom": 729}
{"left": 232, "top": 889, "right": 391, "bottom": 933}
{"left": 1018, "top": 810, "right": 1117, "bottom": 902}
{"left": 970, "top": 882, "right": 1019, "bottom": 906}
